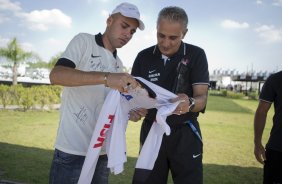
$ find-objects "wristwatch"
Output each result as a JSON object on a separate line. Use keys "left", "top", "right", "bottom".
{"left": 188, "top": 97, "right": 195, "bottom": 111}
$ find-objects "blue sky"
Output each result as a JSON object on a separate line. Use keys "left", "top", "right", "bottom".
{"left": 0, "top": 0, "right": 281, "bottom": 74}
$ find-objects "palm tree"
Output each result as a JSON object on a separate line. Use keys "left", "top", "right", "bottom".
{"left": 0, "top": 38, "right": 33, "bottom": 85}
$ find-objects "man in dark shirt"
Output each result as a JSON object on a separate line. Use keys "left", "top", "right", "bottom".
{"left": 254, "top": 70, "right": 282, "bottom": 184}
{"left": 131, "top": 6, "right": 209, "bottom": 184}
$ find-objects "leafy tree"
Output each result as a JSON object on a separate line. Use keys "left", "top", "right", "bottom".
{"left": 9, "top": 84, "right": 24, "bottom": 106}
{"left": 27, "top": 52, "right": 61, "bottom": 69}
{"left": 20, "top": 87, "right": 35, "bottom": 111}
{"left": 0, "top": 84, "right": 12, "bottom": 109}
{"left": 27, "top": 60, "right": 48, "bottom": 69}
{"left": 48, "top": 52, "right": 62, "bottom": 69}
{"left": 0, "top": 38, "right": 33, "bottom": 85}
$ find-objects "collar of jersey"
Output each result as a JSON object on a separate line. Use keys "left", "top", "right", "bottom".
{"left": 95, "top": 33, "right": 117, "bottom": 58}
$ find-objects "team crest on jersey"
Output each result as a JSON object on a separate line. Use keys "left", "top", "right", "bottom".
{"left": 180, "top": 55, "right": 190, "bottom": 65}
{"left": 121, "top": 93, "right": 133, "bottom": 101}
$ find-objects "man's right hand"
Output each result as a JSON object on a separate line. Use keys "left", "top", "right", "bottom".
{"left": 254, "top": 142, "right": 266, "bottom": 164}
{"left": 106, "top": 73, "right": 138, "bottom": 92}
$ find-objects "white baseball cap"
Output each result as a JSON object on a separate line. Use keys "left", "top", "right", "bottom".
{"left": 111, "top": 2, "right": 145, "bottom": 30}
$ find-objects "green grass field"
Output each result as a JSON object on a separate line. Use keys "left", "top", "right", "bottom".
{"left": 0, "top": 95, "right": 272, "bottom": 184}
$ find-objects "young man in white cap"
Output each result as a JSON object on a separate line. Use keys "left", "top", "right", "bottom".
{"left": 48, "top": 2, "right": 145, "bottom": 184}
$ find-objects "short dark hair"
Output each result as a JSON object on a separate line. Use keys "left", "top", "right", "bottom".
{"left": 157, "top": 6, "right": 188, "bottom": 29}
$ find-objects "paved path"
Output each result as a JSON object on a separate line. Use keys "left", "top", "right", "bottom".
{"left": 0, "top": 104, "right": 60, "bottom": 110}
{"left": 0, "top": 169, "right": 25, "bottom": 184}
{"left": 0, "top": 180, "right": 26, "bottom": 184}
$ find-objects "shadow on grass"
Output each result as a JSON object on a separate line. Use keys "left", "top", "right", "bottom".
{"left": 0, "top": 142, "right": 53, "bottom": 184}
{"left": 204, "top": 164, "right": 262, "bottom": 184}
{"left": 111, "top": 161, "right": 263, "bottom": 184}
{"left": 0, "top": 142, "right": 262, "bottom": 184}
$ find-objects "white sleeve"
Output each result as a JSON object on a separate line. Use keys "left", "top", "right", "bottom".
{"left": 61, "top": 33, "right": 87, "bottom": 67}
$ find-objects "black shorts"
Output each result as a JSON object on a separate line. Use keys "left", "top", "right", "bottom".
{"left": 264, "top": 149, "right": 282, "bottom": 184}
{"left": 133, "top": 119, "right": 203, "bottom": 184}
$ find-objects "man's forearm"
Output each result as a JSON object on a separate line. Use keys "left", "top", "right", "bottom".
{"left": 254, "top": 111, "right": 267, "bottom": 145}
{"left": 49, "top": 66, "right": 105, "bottom": 87}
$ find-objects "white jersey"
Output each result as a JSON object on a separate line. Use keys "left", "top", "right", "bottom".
{"left": 78, "top": 77, "right": 180, "bottom": 184}
{"left": 55, "top": 33, "right": 123, "bottom": 156}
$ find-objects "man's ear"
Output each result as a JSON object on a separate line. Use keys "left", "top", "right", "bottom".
{"left": 182, "top": 28, "right": 188, "bottom": 39}
{"left": 106, "top": 16, "right": 113, "bottom": 26}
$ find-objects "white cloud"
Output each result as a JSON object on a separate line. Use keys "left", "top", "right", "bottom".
{"left": 38, "top": 38, "right": 67, "bottom": 60}
{"left": 45, "top": 38, "right": 65, "bottom": 47}
{"left": 87, "top": 0, "right": 108, "bottom": 3}
{"left": 0, "top": 13, "right": 10, "bottom": 23}
{"left": 0, "top": 0, "right": 21, "bottom": 12}
{"left": 221, "top": 19, "right": 250, "bottom": 29}
{"left": 0, "top": 36, "right": 10, "bottom": 47}
{"left": 256, "top": 0, "right": 263, "bottom": 5}
{"left": 255, "top": 25, "right": 282, "bottom": 43}
{"left": 101, "top": 10, "right": 109, "bottom": 17}
{"left": 0, "top": 1, "right": 71, "bottom": 31}
{"left": 19, "top": 9, "right": 72, "bottom": 31}
{"left": 272, "top": 0, "right": 282, "bottom": 6}
{"left": 0, "top": 36, "right": 34, "bottom": 52}
{"left": 142, "top": 30, "right": 156, "bottom": 42}
{"left": 20, "top": 42, "right": 34, "bottom": 52}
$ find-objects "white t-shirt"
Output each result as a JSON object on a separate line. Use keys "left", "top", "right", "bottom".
{"left": 54, "top": 33, "right": 123, "bottom": 156}
{"left": 78, "top": 77, "right": 180, "bottom": 184}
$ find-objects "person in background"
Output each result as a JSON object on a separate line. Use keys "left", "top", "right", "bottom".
{"left": 48, "top": 2, "right": 145, "bottom": 184}
{"left": 131, "top": 6, "right": 209, "bottom": 184}
{"left": 254, "top": 70, "right": 282, "bottom": 184}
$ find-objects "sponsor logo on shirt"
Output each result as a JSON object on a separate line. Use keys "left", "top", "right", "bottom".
{"left": 93, "top": 115, "right": 114, "bottom": 148}
{"left": 91, "top": 54, "right": 101, "bottom": 58}
{"left": 121, "top": 94, "right": 133, "bottom": 101}
{"left": 148, "top": 72, "right": 160, "bottom": 82}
